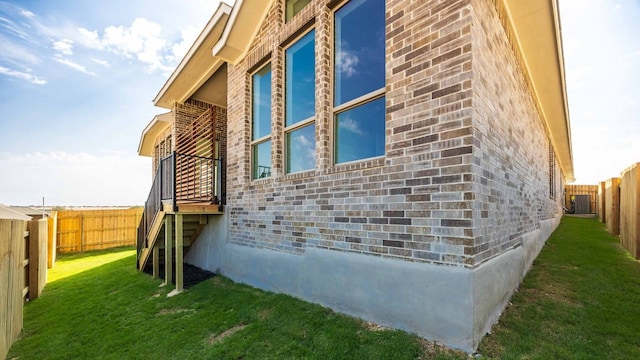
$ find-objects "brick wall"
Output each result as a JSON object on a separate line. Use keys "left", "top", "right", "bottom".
{"left": 224, "top": 0, "right": 562, "bottom": 268}
{"left": 470, "top": 0, "right": 563, "bottom": 264}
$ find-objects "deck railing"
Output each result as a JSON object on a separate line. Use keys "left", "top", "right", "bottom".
{"left": 136, "top": 152, "right": 223, "bottom": 265}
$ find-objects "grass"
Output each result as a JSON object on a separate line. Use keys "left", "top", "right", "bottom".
{"left": 7, "top": 216, "right": 640, "bottom": 359}
{"left": 7, "top": 248, "right": 463, "bottom": 360}
{"left": 478, "top": 216, "right": 640, "bottom": 359}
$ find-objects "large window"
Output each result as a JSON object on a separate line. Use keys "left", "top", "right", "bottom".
{"left": 334, "top": 0, "right": 385, "bottom": 164}
{"left": 286, "top": 0, "right": 312, "bottom": 22}
{"left": 285, "top": 30, "right": 316, "bottom": 173}
{"left": 252, "top": 63, "right": 272, "bottom": 179}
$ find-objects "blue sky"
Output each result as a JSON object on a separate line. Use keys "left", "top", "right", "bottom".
{"left": 0, "top": 0, "right": 638, "bottom": 206}
{"left": 0, "top": 0, "right": 226, "bottom": 206}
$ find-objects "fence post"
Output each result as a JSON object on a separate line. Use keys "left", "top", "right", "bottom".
{"left": 28, "top": 220, "right": 47, "bottom": 300}
{"left": 0, "top": 219, "right": 26, "bottom": 359}
{"left": 80, "top": 214, "right": 84, "bottom": 252}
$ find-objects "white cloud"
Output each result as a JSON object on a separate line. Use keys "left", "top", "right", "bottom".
{"left": 0, "top": 65, "right": 46, "bottom": 84}
{"left": 0, "top": 35, "right": 41, "bottom": 66}
{"left": 19, "top": 9, "right": 35, "bottom": 19}
{"left": 296, "top": 134, "right": 311, "bottom": 147}
{"left": 91, "top": 58, "right": 110, "bottom": 67}
{"left": 338, "top": 49, "right": 360, "bottom": 77}
{"left": 52, "top": 39, "right": 74, "bottom": 55}
{"left": 169, "top": 26, "right": 200, "bottom": 62}
{"left": 78, "top": 18, "right": 174, "bottom": 73}
{"left": 52, "top": 56, "right": 97, "bottom": 77}
{"left": 77, "top": 27, "right": 103, "bottom": 49}
{"left": 102, "top": 17, "right": 171, "bottom": 72}
{"left": 614, "top": 4, "right": 622, "bottom": 10}
{"left": 339, "top": 117, "right": 365, "bottom": 135}
{"left": 0, "top": 151, "right": 150, "bottom": 206}
{"left": 0, "top": 15, "right": 35, "bottom": 44}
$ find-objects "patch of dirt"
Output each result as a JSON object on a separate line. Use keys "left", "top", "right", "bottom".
{"left": 364, "top": 321, "right": 390, "bottom": 332}
{"left": 417, "top": 338, "right": 469, "bottom": 359}
{"left": 258, "top": 308, "right": 273, "bottom": 320}
{"left": 157, "top": 308, "right": 196, "bottom": 316}
{"left": 208, "top": 324, "right": 247, "bottom": 345}
{"left": 525, "top": 270, "right": 581, "bottom": 306}
{"left": 143, "top": 262, "right": 216, "bottom": 288}
{"left": 527, "top": 285, "right": 581, "bottom": 307}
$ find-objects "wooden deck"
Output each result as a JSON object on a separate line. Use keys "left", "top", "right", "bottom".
{"left": 162, "top": 201, "right": 223, "bottom": 215}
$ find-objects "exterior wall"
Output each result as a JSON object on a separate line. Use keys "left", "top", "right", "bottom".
{"left": 188, "top": 0, "right": 567, "bottom": 352}
{"left": 227, "top": 0, "right": 477, "bottom": 267}
{"left": 470, "top": 0, "right": 563, "bottom": 265}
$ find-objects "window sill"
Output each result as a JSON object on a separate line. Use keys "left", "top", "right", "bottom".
{"left": 327, "top": 156, "right": 385, "bottom": 175}
{"left": 250, "top": 177, "right": 273, "bottom": 185}
{"left": 281, "top": 169, "right": 316, "bottom": 181}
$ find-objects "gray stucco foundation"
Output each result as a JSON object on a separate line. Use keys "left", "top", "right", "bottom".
{"left": 185, "top": 212, "right": 561, "bottom": 352}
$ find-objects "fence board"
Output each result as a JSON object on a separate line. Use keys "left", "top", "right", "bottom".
{"left": 47, "top": 213, "right": 57, "bottom": 268}
{"left": 56, "top": 208, "right": 143, "bottom": 253}
{"left": 605, "top": 178, "right": 621, "bottom": 236}
{"left": 598, "top": 181, "right": 606, "bottom": 223}
{"left": 620, "top": 163, "right": 640, "bottom": 259}
{"left": 565, "top": 184, "right": 598, "bottom": 214}
{"left": 28, "top": 220, "right": 48, "bottom": 300}
{"left": 0, "top": 219, "right": 26, "bottom": 360}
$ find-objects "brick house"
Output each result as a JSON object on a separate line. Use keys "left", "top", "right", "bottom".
{"left": 137, "top": 0, "right": 573, "bottom": 352}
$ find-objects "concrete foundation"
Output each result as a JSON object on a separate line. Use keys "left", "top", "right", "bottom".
{"left": 185, "top": 212, "right": 561, "bottom": 352}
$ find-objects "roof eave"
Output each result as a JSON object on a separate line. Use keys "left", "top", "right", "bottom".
{"left": 138, "top": 112, "right": 172, "bottom": 157}
{"left": 153, "top": 2, "right": 232, "bottom": 109}
{"left": 501, "top": 0, "right": 575, "bottom": 182}
{"left": 211, "top": 0, "right": 276, "bottom": 64}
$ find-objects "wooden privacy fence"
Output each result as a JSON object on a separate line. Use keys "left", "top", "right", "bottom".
{"left": 596, "top": 162, "right": 640, "bottom": 260}
{"left": 605, "top": 178, "right": 621, "bottom": 236}
{"left": 56, "top": 208, "right": 143, "bottom": 253}
{"left": 564, "top": 184, "right": 597, "bottom": 214}
{"left": 0, "top": 219, "right": 48, "bottom": 359}
{"left": 620, "top": 163, "right": 640, "bottom": 259}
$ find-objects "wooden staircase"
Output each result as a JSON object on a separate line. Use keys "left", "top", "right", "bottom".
{"left": 137, "top": 202, "right": 223, "bottom": 293}
{"left": 137, "top": 105, "right": 227, "bottom": 295}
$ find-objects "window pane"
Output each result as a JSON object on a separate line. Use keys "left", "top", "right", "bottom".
{"left": 286, "top": 30, "right": 315, "bottom": 127}
{"left": 253, "top": 140, "right": 272, "bottom": 179}
{"left": 252, "top": 64, "right": 271, "bottom": 140}
{"left": 335, "top": 97, "right": 385, "bottom": 164}
{"left": 335, "top": 0, "right": 385, "bottom": 106}
{"left": 286, "top": 0, "right": 312, "bottom": 22}
{"left": 287, "top": 124, "right": 315, "bottom": 173}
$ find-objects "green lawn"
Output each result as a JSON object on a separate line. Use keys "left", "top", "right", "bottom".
{"left": 7, "top": 216, "right": 640, "bottom": 359}
{"left": 478, "top": 216, "right": 640, "bottom": 359}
